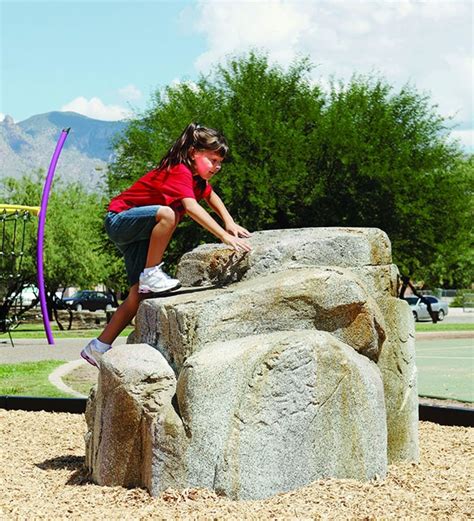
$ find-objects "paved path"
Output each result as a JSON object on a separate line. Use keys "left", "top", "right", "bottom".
{"left": 0, "top": 308, "right": 474, "bottom": 396}
{"left": 435, "top": 307, "right": 473, "bottom": 324}
{"left": 0, "top": 337, "right": 127, "bottom": 364}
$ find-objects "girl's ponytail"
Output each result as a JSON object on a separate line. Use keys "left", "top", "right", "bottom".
{"left": 157, "top": 123, "right": 197, "bottom": 171}
{"left": 157, "top": 122, "right": 228, "bottom": 171}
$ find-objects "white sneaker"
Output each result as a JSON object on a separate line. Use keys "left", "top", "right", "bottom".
{"left": 138, "top": 263, "right": 181, "bottom": 294}
{"left": 80, "top": 338, "right": 112, "bottom": 368}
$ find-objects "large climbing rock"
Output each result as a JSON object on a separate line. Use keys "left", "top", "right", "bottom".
{"left": 175, "top": 228, "right": 418, "bottom": 464}
{"left": 85, "top": 227, "right": 418, "bottom": 500}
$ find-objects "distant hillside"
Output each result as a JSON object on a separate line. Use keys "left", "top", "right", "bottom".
{"left": 0, "top": 111, "right": 128, "bottom": 190}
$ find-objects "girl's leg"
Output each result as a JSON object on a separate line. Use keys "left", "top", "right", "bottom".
{"left": 97, "top": 207, "right": 178, "bottom": 345}
{"left": 97, "top": 283, "right": 143, "bottom": 345}
{"left": 84, "top": 206, "right": 179, "bottom": 355}
{"left": 145, "top": 206, "right": 179, "bottom": 267}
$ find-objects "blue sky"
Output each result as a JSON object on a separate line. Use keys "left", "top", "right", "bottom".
{"left": 1, "top": 0, "right": 203, "bottom": 120}
{"left": 1, "top": 0, "right": 472, "bottom": 151}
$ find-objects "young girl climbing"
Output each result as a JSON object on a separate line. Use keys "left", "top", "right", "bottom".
{"left": 81, "top": 122, "right": 251, "bottom": 367}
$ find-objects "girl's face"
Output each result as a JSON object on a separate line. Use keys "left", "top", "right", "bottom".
{"left": 192, "top": 150, "right": 223, "bottom": 180}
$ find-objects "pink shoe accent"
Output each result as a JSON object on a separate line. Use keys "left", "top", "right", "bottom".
{"left": 81, "top": 349, "right": 98, "bottom": 368}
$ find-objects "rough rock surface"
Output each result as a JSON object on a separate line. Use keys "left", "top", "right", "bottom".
{"left": 85, "top": 344, "right": 180, "bottom": 489}
{"left": 135, "top": 266, "right": 386, "bottom": 370}
{"left": 377, "top": 297, "right": 419, "bottom": 463}
{"left": 177, "top": 331, "right": 387, "bottom": 500}
{"left": 86, "top": 333, "right": 387, "bottom": 500}
{"left": 176, "top": 227, "right": 392, "bottom": 287}
{"left": 175, "top": 228, "right": 417, "bottom": 464}
{"left": 86, "top": 227, "right": 418, "bottom": 500}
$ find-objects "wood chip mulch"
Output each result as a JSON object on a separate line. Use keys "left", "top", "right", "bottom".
{"left": 0, "top": 410, "right": 472, "bottom": 520}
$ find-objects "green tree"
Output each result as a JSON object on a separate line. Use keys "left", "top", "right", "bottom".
{"left": 424, "top": 156, "right": 473, "bottom": 288}
{"left": 107, "top": 53, "right": 326, "bottom": 266}
{"left": 107, "top": 51, "right": 472, "bottom": 287}
{"left": 304, "top": 76, "right": 472, "bottom": 286}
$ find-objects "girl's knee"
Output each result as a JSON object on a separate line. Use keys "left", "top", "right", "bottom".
{"left": 156, "top": 206, "right": 177, "bottom": 225}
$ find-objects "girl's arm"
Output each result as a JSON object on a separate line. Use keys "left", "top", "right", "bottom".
{"left": 182, "top": 197, "right": 251, "bottom": 252}
{"left": 205, "top": 190, "right": 251, "bottom": 238}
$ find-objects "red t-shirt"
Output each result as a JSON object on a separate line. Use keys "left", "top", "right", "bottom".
{"left": 108, "top": 163, "right": 213, "bottom": 216}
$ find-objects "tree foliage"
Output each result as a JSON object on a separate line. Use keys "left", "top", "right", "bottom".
{"left": 0, "top": 172, "right": 115, "bottom": 295}
{"left": 107, "top": 52, "right": 472, "bottom": 288}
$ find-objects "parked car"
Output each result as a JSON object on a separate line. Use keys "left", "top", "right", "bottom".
{"left": 403, "top": 295, "right": 449, "bottom": 322}
{"left": 60, "top": 290, "right": 115, "bottom": 312}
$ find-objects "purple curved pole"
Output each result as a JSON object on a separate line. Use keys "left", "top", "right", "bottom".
{"left": 37, "top": 128, "right": 70, "bottom": 345}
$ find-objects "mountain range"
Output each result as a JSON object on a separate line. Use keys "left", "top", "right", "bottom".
{"left": 0, "top": 111, "right": 128, "bottom": 190}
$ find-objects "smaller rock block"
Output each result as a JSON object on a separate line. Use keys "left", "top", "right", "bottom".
{"left": 85, "top": 344, "right": 183, "bottom": 489}
{"left": 377, "top": 297, "right": 419, "bottom": 463}
{"left": 176, "top": 227, "right": 392, "bottom": 287}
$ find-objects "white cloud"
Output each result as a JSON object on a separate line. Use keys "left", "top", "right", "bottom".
{"left": 0, "top": 113, "right": 5, "bottom": 122}
{"left": 193, "top": 0, "right": 311, "bottom": 71}
{"left": 450, "top": 129, "right": 474, "bottom": 152}
{"left": 60, "top": 96, "right": 131, "bottom": 121}
{"left": 170, "top": 78, "right": 200, "bottom": 93}
{"left": 189, "top": 0, "right": 473, "bottom": 145}
{"left": 118, "top": 84, "right": 142, "bottom": 101}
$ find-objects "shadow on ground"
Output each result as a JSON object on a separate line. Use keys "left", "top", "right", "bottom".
{"left": 35, "top": 455, "right": 92, "bottom": 485}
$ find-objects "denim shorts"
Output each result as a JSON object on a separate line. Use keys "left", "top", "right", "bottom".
{"left": 105, "top": 206, "right": 161, "bottom": 286}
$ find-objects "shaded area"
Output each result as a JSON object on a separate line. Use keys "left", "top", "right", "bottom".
{"left": 36, "top": 455, "right": 84, "bottom": 471}
{"left": 35, "top": 455, "right": 92, "bottom": 486}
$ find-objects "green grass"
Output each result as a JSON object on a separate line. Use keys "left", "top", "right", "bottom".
{"left": 61, "top": 377, "right": 94, "bottom": 397}
{"left": 2, "top": 323, "right": 134, "bottom": 340}
{"left": 415, "top": 322, "right": 474, "bottom": 332}
{"left": 416, "top": 338, "right": 473, "bottom": 402}
{"left": 0, "top": 360, "right": 71, "bottom": 397}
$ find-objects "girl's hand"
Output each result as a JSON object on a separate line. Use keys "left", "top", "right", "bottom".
{"left": 225, "top": 222, "right": 252, "bottom": 238}
{"left": 222, "top": 232, "right": 252, "bottom": 252}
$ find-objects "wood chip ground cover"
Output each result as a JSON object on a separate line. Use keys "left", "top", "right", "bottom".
{"left": 0, "top": 410, "right": 472, "bottom": 520}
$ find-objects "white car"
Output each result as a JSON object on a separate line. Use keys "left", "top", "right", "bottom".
{"left": 403, "top": 295, "right": 449, "bottom": 322}
{"left": 13, "top": 285, "right": 39, "bottom": 307}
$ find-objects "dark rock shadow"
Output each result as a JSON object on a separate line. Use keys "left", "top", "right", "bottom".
{"left": 141, "top": 285, "right": 219, "bottom": 299}
{"left": 36, "top": 455, "right": 92, "bottom": 486}
{"left": 36, "top": 455, "right": 84, "bottom": 471}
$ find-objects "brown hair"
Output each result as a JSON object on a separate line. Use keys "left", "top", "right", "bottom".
{"left": 157, "top": 122, "right": 229, "bottom": 171}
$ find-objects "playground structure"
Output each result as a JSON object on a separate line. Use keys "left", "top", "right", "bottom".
{"left": 0, "top": 129, "right": 70, "bottom": 345}
{"left": 0, "top": 205, "right": 40, "bottom": 345}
